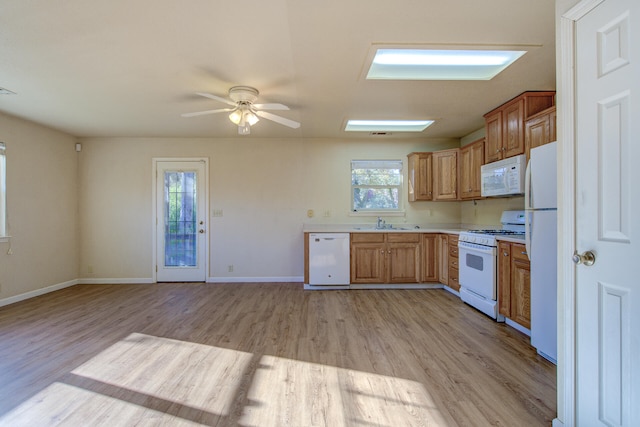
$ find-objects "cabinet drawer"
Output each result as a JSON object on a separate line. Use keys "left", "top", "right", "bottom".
{"left": 449, "top": 244, "right": 459, "bottom": 258}
{"left": 351, "top": 233, "right": 385, "bottom": 243}
{"left": 448, "top": 266, "right": 460, "bottom": 290}
{"left": 449, "top": 257, "right": 459, "bottom": 269}
{"left": 387, "top": 233, "right": 421, "bottom": 243}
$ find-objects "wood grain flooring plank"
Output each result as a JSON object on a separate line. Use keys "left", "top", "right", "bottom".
{"left": 0, "top": 283, "right": 556, "bottom": 426}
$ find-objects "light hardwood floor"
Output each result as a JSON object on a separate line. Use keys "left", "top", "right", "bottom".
{"left": 0, "top": 283, "right": 556, "bottom": 426}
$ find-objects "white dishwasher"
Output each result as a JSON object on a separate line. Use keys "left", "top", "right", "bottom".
{"left": 308, "top": 233, "right": 350, "bottom": 285}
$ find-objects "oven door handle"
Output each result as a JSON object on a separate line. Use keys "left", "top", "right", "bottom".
{"left": 458, "top": 241, "right": 496, "bottom": 255}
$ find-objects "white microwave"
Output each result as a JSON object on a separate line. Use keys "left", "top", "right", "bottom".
{"left": 481, "top": 154, "right": 526, "bottom": 197}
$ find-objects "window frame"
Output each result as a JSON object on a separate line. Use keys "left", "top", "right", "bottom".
{"left": 350, "top": 159, "right": 405, "bottom": 216}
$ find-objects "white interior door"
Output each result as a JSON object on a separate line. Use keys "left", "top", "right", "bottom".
{"left": 155, "top": 160, "right": 207, "bottom": 282}
{"left": 575, "top": 0, "right": 639, "bottom": 424}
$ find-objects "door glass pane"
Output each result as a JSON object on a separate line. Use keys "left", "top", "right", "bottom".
{"left": 164, "top": 171, "right": 197, "bottom": 267}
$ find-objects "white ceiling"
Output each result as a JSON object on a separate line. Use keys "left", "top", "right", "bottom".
{"left": 0, "top": 0, "right": 556, "bottom": 140}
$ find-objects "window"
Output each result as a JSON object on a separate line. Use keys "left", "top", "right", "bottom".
{"left": 0, "top": 142, "right": 6, "bottom": 238}
{"left": 351, "top": 160, "right": 403, "bottom": 212}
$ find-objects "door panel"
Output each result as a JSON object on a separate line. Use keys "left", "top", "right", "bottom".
{"left": 155, "top": 160, "right": 207, "bottom": 282}
{"left": 575, "top": 0, "right": 639, "bottom": 424}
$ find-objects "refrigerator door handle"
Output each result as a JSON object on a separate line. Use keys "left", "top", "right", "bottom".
{"left": 525, "top": 158, "right": 532, "bottom": 210}
{"left": 525, "top": 211, "right": 532, "bottom": 261}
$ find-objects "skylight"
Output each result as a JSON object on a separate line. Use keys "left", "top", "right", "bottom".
{"left": 345, "top": 120, "right": 434, "bottom": 132}
{"left": 367, "top": 49, "right": 526, "bottom": 80}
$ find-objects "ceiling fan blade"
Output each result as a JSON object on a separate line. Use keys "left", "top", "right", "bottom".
{"left": 253, "top": 103, "right": 290, "bottom": 111}
{"left": 195, "top": 92, "right": 236, "bottom": 107}
{"left": 181, "top": 108, "right": 233, "bottom": 118}
{"left": 256, "top": 111, "right": 301, "bottom": 129}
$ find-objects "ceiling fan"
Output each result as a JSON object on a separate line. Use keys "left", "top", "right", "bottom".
{"left": 181, "top": 86, "right": 300, "bottom": 135}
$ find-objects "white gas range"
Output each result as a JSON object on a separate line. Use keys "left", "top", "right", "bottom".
{"left": 457, "top": 211, "right": 526, "bottom": 320}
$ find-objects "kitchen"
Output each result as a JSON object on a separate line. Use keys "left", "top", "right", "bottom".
{"left": 304, "top": 91, "right": 559, "bottom": 363}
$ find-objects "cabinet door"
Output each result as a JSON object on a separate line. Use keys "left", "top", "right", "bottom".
{"left": 484, "top": 110, "right": 503, "bottom": 163}
{"left": 388, "top": 242, "right": 421, "bottom": 283}
{"left": 498, "top": 241, "right": 512, "bottom": 317}
{"left": 438, "top": 234, "right": 449, "bottom": 285}
{"left": 510, "top": 243, "right": 531, "bottom": 329}
{"left": 351, "top": 243, "right": 386, "bottom": 284}
{"left": 525, "top": 112, "right": 551, "bottom": 159}
{"left": 503, "top": 98, "right": 525, "bottom": 158}
{"left": 407, "top": 152, "right": 433, "bottom": 201}
{"left": 459, "top": 139, "right": 484, "bottom": 200}
{"left": 421, "top": 234, "right": 438, "bottom": 282}
{"left": 433, "top": 149, "right": 458, "bottom": 201}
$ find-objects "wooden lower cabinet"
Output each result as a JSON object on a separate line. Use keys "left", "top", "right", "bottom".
{"left": 498, "top": 241, "right": 531, "bottom": 329}
{"left": 351, "top": 233, "right": 421, "bottom": 284}
{"left": 438, "top": 234, "right": 449, "bottom": 285}
{"left": 422, "top": 234, "right": 438, "bottom": 282}
{"left": 447, "top": 234, "right": 460, "bottom": 291}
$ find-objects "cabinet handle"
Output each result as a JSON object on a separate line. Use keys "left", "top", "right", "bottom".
{"left": 388, "top": 250, "right": 391, "bottom": 254}
{"left": 503, "top": 252, "right": 508, "bottom": 256}
{"left": 521, "top": 251, "right": 527, "bottom": 255}
{"left": 496, "top": 149, "right": 500, "bottom": 153}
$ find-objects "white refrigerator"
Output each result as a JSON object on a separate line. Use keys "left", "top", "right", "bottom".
{"left": 525, "top": 141, "right": 558, "bottom": 364}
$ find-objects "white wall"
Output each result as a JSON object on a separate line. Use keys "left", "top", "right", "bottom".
{"left": 0, "top": 112, "right": 79, "bottom": 303}
{"left": 77, "top": 136, "right": 461, "bottom": 281}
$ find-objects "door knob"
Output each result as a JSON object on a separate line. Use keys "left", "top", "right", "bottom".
{"left": 572, "top": 250, "right": 596, "bottom": 266}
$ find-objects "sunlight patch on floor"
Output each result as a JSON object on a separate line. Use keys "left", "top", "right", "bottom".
{"left": 1, "top": 333, "right": 448, "bottom": 426}
{"left": 241, "top": 355, "right": 448, "bottom": 427}
{"left": 0, "top": 333, "right": 253, "bottom": 425}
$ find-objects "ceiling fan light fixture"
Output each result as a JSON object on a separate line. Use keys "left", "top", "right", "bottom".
{"left": 228, "top": 108, "right": 243, "bottom": 125}
{"left": 238, "top": 122, "right": 251, "bottom": 135}
{"left": 245, "top": 110, "right": 259, "bottom": 126}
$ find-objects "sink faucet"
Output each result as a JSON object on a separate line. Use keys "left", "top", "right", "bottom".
{"left": 376, "top": 217, "right": 385, "bottom": 229}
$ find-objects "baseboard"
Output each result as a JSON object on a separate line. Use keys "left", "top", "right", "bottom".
{"left": 505, "top": 318, "right": 532, "bottom": 337}
{"left": 77, "top": 278, "right": 155, "bottom": 285}
{"left": 207, "top": 276, "right": 304, "bottom": 283}
{"left": 0, "top": 279, "right": 79, "bottom": 308}
{"left": 443, "top": 285, "right": 460, "bottom": 297}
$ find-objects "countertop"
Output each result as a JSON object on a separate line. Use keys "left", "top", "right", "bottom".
{"left": 303, "top": 223, "right": 465, "bottom": 234}
{"left": 302, "top": 223, "right": 527, "bottom": 243}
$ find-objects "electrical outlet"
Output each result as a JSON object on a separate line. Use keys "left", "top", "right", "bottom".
{"left": 228, "top": 265, "right": 234, "bottom": 272}
{"left": 307, "top": 209, "right": 314, "bottom": 218}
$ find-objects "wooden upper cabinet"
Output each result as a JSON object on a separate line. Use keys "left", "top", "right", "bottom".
{"left": 407, "top": 152, "right": 433, "bottom": 202}
{"left": 484, "top": 91, "right": 556, "bottom": 163}
{"left": 525, "top": 106, "right": 557, "bottom": 159}
{"left": 459, "top": 138, "right": 485, "bottom": 200}
{"left": 433, "top": 148, "right": 459, "bottom": 201}
{"left": 503, "top": 98, "right": 525, "bottom": 158}
{"left": 484, "top": 111, "right": 502, "bottom": 163}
